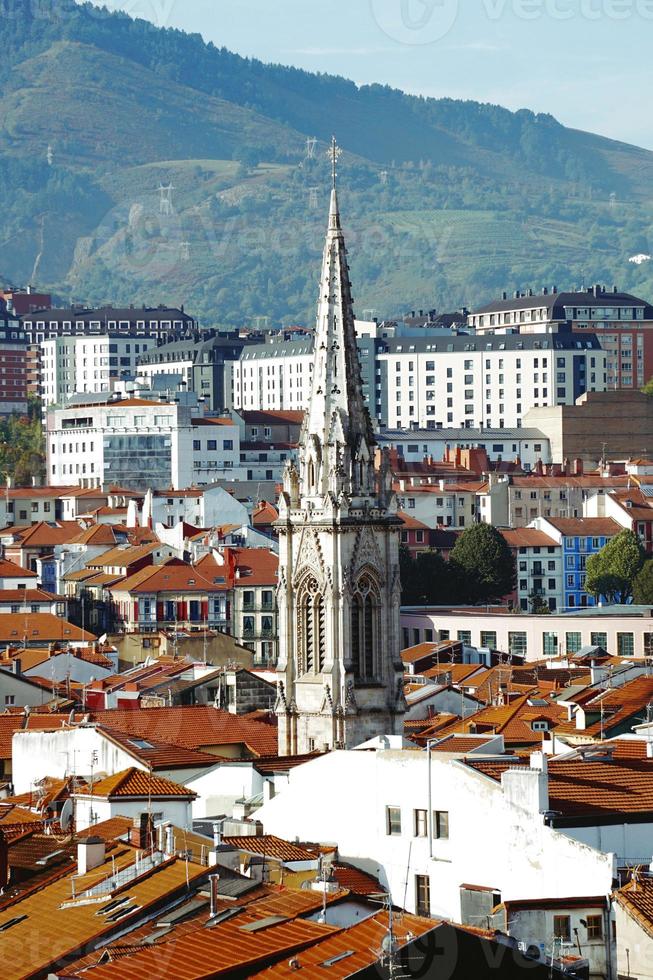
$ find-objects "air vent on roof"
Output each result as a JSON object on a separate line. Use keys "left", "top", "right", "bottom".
{"left": 0, "top": 916, "right": 28, "bottom": 933}
{"left": 321, "top": 951, "right": 356, "bottom": 967}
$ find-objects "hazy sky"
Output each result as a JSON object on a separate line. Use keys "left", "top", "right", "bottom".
{"left": 85, "top": 0, "right": 652, "bottom": 149}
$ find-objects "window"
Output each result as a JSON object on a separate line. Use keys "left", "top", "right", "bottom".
{"left": 553, "top": 916, "right": 571, "bottom": 943}
{"left": 386, "top": 806, "right": 402, "bottom": 836}
{"left": 508, "top": 632, "right": 527, "bottom": 657}
{"left": 415, "top": 875, "right": 430, "bottom": 917}
{"left": 586, "top": 915, "right": 603, "bottom": 940}
{"left": 617, "top": 632, "right": 634, "bottom": 657}
{"left": 4, "top": 696, "right": 15, "bottom": 706}
{"left": 207, "top": 440, "right": 217, "bottom": 451}
{"left": 414, "top": 809, "right": 428, "bottom": 837}
{"left": 193, "top": 440, "right": 201, "bottom": 451}
{"left": 480, "top": 631, "right": 497, "bottom": 649}
{"left": 223, "top": 439, "right": 234, "bottom": 450}
{"left": 543, "top": 632, "right": 558, "bottom": 657}
{"left": 433, "top": 810, "right": 449, "bottom": 840}
{"left": 457, "top": 630, "right": 472, "bottom": 645}
{"left": 566, "top": 632, "right": 582, "bottom": 654}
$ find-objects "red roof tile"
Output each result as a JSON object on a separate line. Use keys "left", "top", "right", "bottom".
{"left": 82, "top": 767, "right": 196, "bottom": 800}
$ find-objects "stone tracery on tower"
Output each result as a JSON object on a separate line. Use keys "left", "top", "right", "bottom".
{"left": 275, "top": 139, "right": 406, "bottom": 755}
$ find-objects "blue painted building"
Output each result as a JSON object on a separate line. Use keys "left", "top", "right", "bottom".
{"left": 535, "top": 517, "right": 622, "bottom": 611}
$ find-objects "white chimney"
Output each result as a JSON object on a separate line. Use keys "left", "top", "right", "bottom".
{"left": 502, "top": 763, "right": 549, "bottom": 815}
{"left": 77, "top": 837, "right": 106, "bottom": 875}
{"left": 164, "top": 824, "right": 175, "bottom": 858}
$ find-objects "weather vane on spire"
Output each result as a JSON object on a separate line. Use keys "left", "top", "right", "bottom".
{"left": 329, "top": 136, "right": 342, "bottom": 189}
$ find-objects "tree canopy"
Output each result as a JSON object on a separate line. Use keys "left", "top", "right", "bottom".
{"left": 633, "top": 559, "right": 653, "bottom": 604}
{"left": 585, "top": 529, "right": 646, "bottom": 604}
{"left": 450, "top": 524, "right": 516, "bottom": 604}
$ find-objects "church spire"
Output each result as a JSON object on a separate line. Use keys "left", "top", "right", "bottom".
{"left": 300, "top": 137, "right": 375, "bottom": 502}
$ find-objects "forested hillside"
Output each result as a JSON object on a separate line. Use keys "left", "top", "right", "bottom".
{"left": 1, "top": 0, "right": 652, "bottom": 324}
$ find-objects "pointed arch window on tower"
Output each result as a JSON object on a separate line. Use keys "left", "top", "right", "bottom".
{"left": 351, "top": 574, "right": 380, "bottom": 679}
{"left": 298, "top": 577, "right": 326, "bottom": 675}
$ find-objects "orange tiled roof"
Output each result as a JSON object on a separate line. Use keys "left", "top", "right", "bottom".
{"left": 82, "top": 767, "right": 196, "bottom": 800}
{"left": 0, "top": 559, "right": 37, "bottom": 578}
{"left": 542, "top": 517, "right": 621, "bottom": 536}
{"left": 253, "top": 501, "right": 279, "bottom": 525}
{"left": 331, "top": 864, "right": 382, "bottom": 896}
{"left": 397, "top": 511, "right": 430, "bottom": 531}
{"left": 110, "top": 558, "right": 224, "bottom": 595}
{"left": 0, "top": 613, "right": 95, "bottom": 644}
{"left": 0, "top": 848, "right": 207, "bottom": 979}
{"left": 89, "top": 706, "right": 279, "bottom": 757}
{"left": 0, "top": 589, "right": 61, "bottom": 603}
{"left": 431, "top": 735, "right": 499, "bottom": 754}
{"left": 222, "top": 835, "right": 319, "bottom": 862}
{"left": 1, "top": 521, "right": 83, "bottom": 547}
{"left": 500, "top": 528, "right": 558, "bottom": 549}
{"left": 471, "top": 754, "right": 653, "bottom": 818}
{"left": 242, "top": 409, "right": 305, "bottom": 425}
{"left": 89, "top": 543, "right": 159, "bottom": 568}
{"left": 62, "top": 916, "right": 337, "bottom": 980}
{"left": 249, "top": 911, "right": 436, "bottom": 979}
{"left": 615, "top": 876, "right": 653, "bottom": 939}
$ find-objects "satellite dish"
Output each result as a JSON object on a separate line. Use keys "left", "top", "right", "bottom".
{"left": 60, "top": 798, "right": 73, "bottom": 832}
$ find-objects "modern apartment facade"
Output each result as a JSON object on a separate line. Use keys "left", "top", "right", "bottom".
{"left": 46, "top": 394, "right": 242, "bottom": 490}
{"left": 40, "top": 335, "right": 155, "bottom": 406}
{"left": 137, "top": 332, "right": 246, "bottom": 413}
{"left": 469, "top": 285, "right": 653, "bottom": 390}
{"left": 20, "top": 305, "right": 195, "bottom": 345}
{"left": 377, "top": 333, "right": 606, "bottom": 431}
{"left": 230, "top": 332, "right": 605, "bottom": 431}
{"left": 0, "top": 306, "right": 28, "bottom": 415}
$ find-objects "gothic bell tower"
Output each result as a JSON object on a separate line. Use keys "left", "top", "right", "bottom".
{"left": 275, "top": 139, "right": 406, "bottom": 755}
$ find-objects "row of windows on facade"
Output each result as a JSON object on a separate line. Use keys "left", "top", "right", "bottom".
{"left": 192, "top": 440, "right": 234, "bottom": 452}
{"left": 386, "top": 805, "right": 449, "bottom": 840}
{"left": 403, "top": 627, "right": 647, "bottom": 658}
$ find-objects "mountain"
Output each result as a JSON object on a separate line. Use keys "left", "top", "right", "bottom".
{"left": 1, "top": 0, "right": 653, "bottom": 325}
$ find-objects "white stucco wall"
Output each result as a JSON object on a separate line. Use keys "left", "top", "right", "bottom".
{"left": 187, "top": 761, "right": 264, "bottom": 819}
{"left": 12, "top": 728, "right": 208, "bottom": 794}
{"left": 256, "top": 750, "right": 614, "bottom": 921}
{"left": 74, "top": 795, "right": 192, "bottom": 832}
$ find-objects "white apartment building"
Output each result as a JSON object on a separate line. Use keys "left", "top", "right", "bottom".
{"left": 258, "top": 749, "right": 614, "bottom": 924}
{"left": 40, "top": 335, "right": 154, "bottom": 406}
{"left": 230, "top": 338, "right": 314, "bottom": 412}
{"left": 378, "top": 334, "right": 606, "bottom": 431}
{"left": 47, "top": 394, "right": 243, "bottom": 491}
{"left": 230, "top": 333, "right": 606, "bottom": 431}
{"left": 468, "top": 285, "right": 653, "bottom": 391}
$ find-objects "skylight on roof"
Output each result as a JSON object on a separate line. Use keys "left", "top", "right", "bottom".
{"left": 128, "top": 738, "right": 155, "bottom": 750}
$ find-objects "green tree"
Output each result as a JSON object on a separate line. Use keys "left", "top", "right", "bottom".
{"left": 399, "top": 547, "right": 457, "bottom": 605}
{"left": 450, "top": 524, "right": 516, "bottom": 604}
{"left": 633, "top": 559, "right": 653, "bottom": 604}
{"left": 585, "top": 529, "right": 646, "bottom": 604}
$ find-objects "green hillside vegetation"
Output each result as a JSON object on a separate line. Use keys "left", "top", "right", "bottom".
{"left": 1, "top": 0, "right": 653, "bottom": 324}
